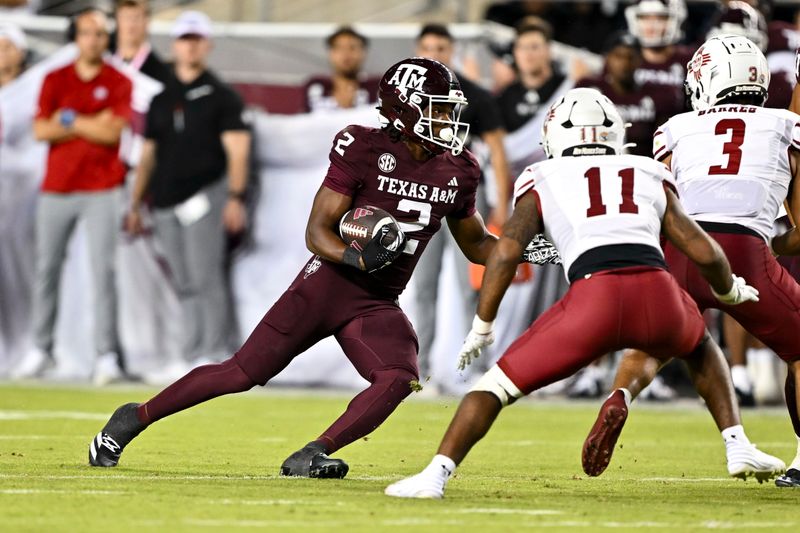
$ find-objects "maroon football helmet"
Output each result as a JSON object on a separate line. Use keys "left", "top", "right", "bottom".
{"left": 707, "top": 1, "right": 767, "bottom": 52}
{"left": 378, "top": 57, "right": 469, "bottom": 155}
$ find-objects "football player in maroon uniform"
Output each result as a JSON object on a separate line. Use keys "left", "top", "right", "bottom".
{"left": 86, "top": 57, "right": 502, "bottom": 478}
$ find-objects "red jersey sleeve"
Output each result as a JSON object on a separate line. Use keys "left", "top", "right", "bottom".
{"left": 36, "top": 71, "right": 59, "bottom": 120}
{"left": 322, "top": 126, "right": 367, "bottom": 197}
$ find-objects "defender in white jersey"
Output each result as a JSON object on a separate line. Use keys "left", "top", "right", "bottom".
{"left": 586, "top": 35, "right": 800, "bottom": 488}
{"left": 385, "top": 88, "right": 770, "bottom": 499}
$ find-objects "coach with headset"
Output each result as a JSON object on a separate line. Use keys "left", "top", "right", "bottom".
{"left": 14, "top": 8, "right": 132, "bottom": 383}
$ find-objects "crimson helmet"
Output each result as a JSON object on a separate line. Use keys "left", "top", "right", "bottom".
{"left": 378, "top": 57, "right": 469, "bottom": 156}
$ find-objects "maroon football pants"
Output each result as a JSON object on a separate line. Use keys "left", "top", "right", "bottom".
{"left": 140, "top": 259, "right": 419, "bottom": 454}
{"left": 665, "top": 232, "right": 800, "bottom": 362}
{"left": 497, "top": 267, "right": 706, "bottom": 394}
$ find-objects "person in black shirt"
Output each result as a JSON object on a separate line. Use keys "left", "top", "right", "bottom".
{"left": 124, "top": 11, "right": 251, "bottom": 370}
{"left": 413, "top": 23, "right": 512, "bottom": 387}
{"left": 496, "top": 21, "right": 570, "bottom": 134}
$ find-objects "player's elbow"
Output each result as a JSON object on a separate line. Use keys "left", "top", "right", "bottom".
{"left": 492, "top": 237, "right": 522, "bottom": 268}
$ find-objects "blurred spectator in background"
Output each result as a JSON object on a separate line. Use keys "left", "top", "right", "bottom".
{"left": 627, "top": 0, "right": 693, "bottom": 90}
{"left": 0, "top": 22, "right": 27, "bottom": 88}
{"left": 412, "top": 23, "right": 511, "bottom": 388}
{"left": 111, "top": 0, "right": 168, "bottom": 166}
{"left": 576, "top": 32, "right": 682, "bottom": 157}
{"left": 124, "top": 11, "right": 251, "bottom": 380}
{"left": 112, "top": 0, "right": 168, "bottom": 83}
{"left": 13, "top": 8, "right": 131, "bottom": 384}
{"left": 303, "top": 26, "right": 379, "bottom": 112}
{"left": 484, "top": 0, "right": 620, "bottom": 54}
{"left": 495, "top": 21, "right": 570, "bottom": 136}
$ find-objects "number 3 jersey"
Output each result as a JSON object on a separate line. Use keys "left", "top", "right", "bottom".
{"left": 653, "top": 105, "right": 800, "bottom": 241}
{"left": 514, "top": 155, "right": 676, "bottom": 282}
{"left": 322, "top": 125, "right": 481, "bottom": 298}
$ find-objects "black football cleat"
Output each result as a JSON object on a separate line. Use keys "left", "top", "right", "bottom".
{"left": 89, "top": 403, "right": 145, "bottom": 467}
{"left": 280, "top": 442, "right": 349, "bottom": 479}
{"left": 775, "top": 468, "right": 800, "bottom": 487}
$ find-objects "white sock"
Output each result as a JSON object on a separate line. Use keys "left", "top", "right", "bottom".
{"left": 730, "top": 365, "right": 752, "bottom": 393}
{"left": 721, "top": 424, "right": 751, "bottom": 446}
{"left": 790, "top": 435, "right": 800, "bottom": 471}
{"left": 426, "top": 454, "right": 456, "bottom": 478}
{"left": 609, "top": 388, "right": 632, "bottom": 408}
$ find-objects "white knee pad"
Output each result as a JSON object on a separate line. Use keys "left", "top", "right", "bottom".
{"left": 470, "top": 365, "right": 523, "bottom": 406}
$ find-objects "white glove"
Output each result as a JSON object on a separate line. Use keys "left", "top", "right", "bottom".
{"left": 711, "top": 274, "right": 760, "bottom": 305}
{"left": 457, "top": 316, "right": 495, "bottom": 371}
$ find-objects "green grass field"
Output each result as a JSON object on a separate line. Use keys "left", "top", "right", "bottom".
{"left": 0, "top": 384, "right": 796, "bottom": 532}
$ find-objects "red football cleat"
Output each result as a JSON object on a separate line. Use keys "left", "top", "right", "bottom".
{"left": 582, "top": 389, "right": 629, "bottom": 477}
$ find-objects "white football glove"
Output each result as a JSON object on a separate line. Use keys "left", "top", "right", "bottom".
{"left": 711, "top": 274, "right": 760, "bottom": 305}
{"left": 457, "top": 316, "right": 495, "bottom": 371}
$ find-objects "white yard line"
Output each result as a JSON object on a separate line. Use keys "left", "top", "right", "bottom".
{"left": 0, "top": 410, "right": 107, "bottom": 420}
{"left": 0, "top": 489, "right": 126, "bottom": 495}
{"left": 444, "top": 508, "right": 563, "bottom": 516}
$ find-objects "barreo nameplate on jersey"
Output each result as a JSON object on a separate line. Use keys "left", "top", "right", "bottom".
{"left": 174, "top": 192, "right": 212, "bottom": 226}
{"left": 681, "top": 179, "right": 766, "bottom": 217}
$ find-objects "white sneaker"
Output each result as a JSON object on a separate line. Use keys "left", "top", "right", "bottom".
{"left": 92, "top": 352, "right": 124, "bottom": 387}
{"left": 639, "top": 375, "right": 676, "bottom": 402}
{"left": 385, "top": 465, "right": 452, "bottom": 499}
{"left": 727, "top": 441, "right": 786, "bottom": 482}
{"left": 10, "top": 347, "right": 55, "bottom": 380}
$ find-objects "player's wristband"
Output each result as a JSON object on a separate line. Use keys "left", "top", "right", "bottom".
{"left": 60, "top": 108, "right": 76, "bottom": 128}
{"left": 471, "top": 315, "right": 495, "bottom": 335}
{"left": 228, "top": 190, "right": 246, "bottom": 202}
{"left": 342, "top": 246, "right": 362, "bottom": 270}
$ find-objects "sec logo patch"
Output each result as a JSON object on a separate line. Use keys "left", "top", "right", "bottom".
{"left": 378, "top": 153, "right": 396, "bottom": 173}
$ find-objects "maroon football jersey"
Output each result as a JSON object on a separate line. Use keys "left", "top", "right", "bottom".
{"left": 766, "top": 69, "right": 794, "bottom": 110}
{"left": 634, "top": 45, "right": 694, "bottom": 89}
{"left": 575, "top": 76, "right": 682, "bottom": 156}
{"left": 767, "top": 21, "right": 800, "bottom": 55}
{"left": 320, "top": 125, "right": 480, "bottom": 298}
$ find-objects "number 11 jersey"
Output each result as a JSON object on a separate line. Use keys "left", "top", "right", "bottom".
{"left": 514, "top": 154, "right": 676, "bottom": 282}
{"left": 653, "top": 105, "right": 800, "bottom": 241}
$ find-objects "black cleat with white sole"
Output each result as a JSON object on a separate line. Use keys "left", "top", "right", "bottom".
{"left": 280, "top": 442, "right": 349, "bottom": 479}
{"left": 89, "top": 403, "right": 146, "bottom": 467}
{"left": 776, "top": 468, "right": 800, "bottom": 487}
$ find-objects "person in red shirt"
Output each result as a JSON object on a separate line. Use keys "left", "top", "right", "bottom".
{"left": 13, "top": 8, "right": 132, "bottom": 384}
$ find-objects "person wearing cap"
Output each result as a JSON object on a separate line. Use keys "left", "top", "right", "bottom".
{"left": 302, "top": 26, "right": 380, "bottom": 112}
{"left": 124, "top": 11, "right": 251, "bottom": 375}
{"left": 0, "top": 22, "right": 27, "bottom": 88}
{"left": 13, "top": 8, "right": 132, "bottom": 383}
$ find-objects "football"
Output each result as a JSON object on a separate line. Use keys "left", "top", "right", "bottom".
{"left": 339, "top": 206, "right": 403, "bottom": 252}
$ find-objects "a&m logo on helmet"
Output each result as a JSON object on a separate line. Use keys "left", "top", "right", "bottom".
{"left": 387, "top": 63, "right": 428, "bottom": 95}
{"left": 690, "top": 47, "right": 711, "bottom": 81}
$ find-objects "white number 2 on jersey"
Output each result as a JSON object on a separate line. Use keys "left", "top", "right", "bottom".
{"left": 334, "top": 131, "right": 355, "bottom": 156}
{"left": 396, "top": 199, "right": 432, "bottom": 254}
